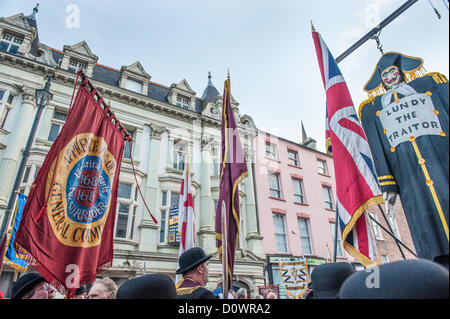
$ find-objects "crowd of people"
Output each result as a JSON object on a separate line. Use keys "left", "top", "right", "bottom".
{"left": 3, "top": 247, "right": 449, "bottom": 299}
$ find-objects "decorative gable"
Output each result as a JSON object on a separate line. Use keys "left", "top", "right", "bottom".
{"left": 167, "top": 79, "right": 197, "bottom": 110}
{"left": 60, "top": 41, "right": 98, "bottom": 77}
{"left": 0, "top": 13, "right": 37, "bottom": 57}
{"left": 2, "top": 14, "right": 33, "bottom": 30}
{"left": 119, "top": 61, "right": 151, "bottom": 95}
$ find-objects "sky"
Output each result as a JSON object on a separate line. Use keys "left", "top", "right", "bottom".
{"left": 1, "top": 0, "right": 449, "bottom": 152}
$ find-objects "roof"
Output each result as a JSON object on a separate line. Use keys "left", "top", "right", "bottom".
{"left": 200, "top": 72, "right": 220, "bottom": 110}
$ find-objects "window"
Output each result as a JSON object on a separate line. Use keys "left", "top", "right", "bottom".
{"left": 159, "top": 190, "right": 180, "bottom": 243}
{"left": 298, "top": 218, "right": 313, "bottom": 255}
{"left": 176, "top": 95, "right": 191, "bottom": 109}
{"left": 269, "top": 172, "right": 282, "bottom": 199}
{"left": 271, "top": 264, "right": 283, "bottom": 285}
{"left": 323, "top": 186, "right": 334, "bottom": 210}
{"left": 0, "top": 33, "right": 24, "bottom": 54}
{"left": 19, "top": 165, "right": 40, "bottom": 196}
{"left": 329, "top": 222, "right": 344, "bottom": 257}
{"left": 125, "top": 78, "right": 143, "bottom": 94}
{"left": 0, "top": 91, "right": 15, "bottom": 129}
{"left": 288, "top": 150, "right": 299, "bottom": 166}
{"left": 381, "top": 255, "right": 389, "bottom": 264}
{"left": 68, "top": 59, "right": 87, "bottom": 73}
{"left": 292, "top": 178, "right": 305, "bottom": 204}
{"left": 173, "top": 141, "right": 187, "bottom": 171}
{"left": 317, "top": 159, "right": 329, "bottom": 175}
{"left": 123, "top": 129, "right": 135, "bottom": 159}
{"left": 369, "top": 212, "right": 383, "bottom": 240}
{"left": 48, "top": 111, "right": 67, "bottom": 141}
{"left": 265, "top": 142, "right": 277, "bottom": 160}
{"left": 273, "top": 213, "right": 288, "bottom": 253}
{"left": 388, "top": 215, "right": 401, "bottom": 240}
{"left": 114, "top": 183, "right": 138, "bottom": 239}
{"left": 212, "top": 147, "right": 220, "bottom": 176}
{"left": 161, "top": 191, "right": 167, "bottom": 206}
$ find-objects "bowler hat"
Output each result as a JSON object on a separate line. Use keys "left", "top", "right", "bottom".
{"left": 116, "top": 274, "right": 177, "bottom": 299}
{"left": 310, "top": 262, "right": 355, "bottom": 299}
{"left": 339, "top": 259, "right": 449, "bottom": 299}
{"left": 11, "top": 272, "right": 46, "bottom": 299}
{"left": 176, "top": 247, "right": 212, "bottom": 275}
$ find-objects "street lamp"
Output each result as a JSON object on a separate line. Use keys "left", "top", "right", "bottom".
{"left": 0, "top": 75, "right": 53, "bottom": 239}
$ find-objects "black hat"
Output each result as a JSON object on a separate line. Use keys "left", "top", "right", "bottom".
{"left": 176, "top": 247, "right": 212, "bottom": 275}
{"left": 116, "top": 274, "right": 177, "bottom": 299}
{"left": 11, "top": 273, "right": 46, "bottom": 299}
{"left": 433, "top": 254, "right": 449, "bottom": 270}
{"left": 75, "top": 285, "right": 88, "bottom": 295}
{"left": 339, "top": 259, "right": 449, "bottom": 299}
{"left": 310, "top": 262, "right": 355, "bottom": 299}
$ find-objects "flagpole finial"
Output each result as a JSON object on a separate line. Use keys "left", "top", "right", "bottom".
{"left": 227, "top": 68, "right": 230, "bottom": 80}
{"left": 310, "top": 21, "right": 316, "bottom": 33}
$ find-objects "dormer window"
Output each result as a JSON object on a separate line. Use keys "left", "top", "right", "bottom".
{"left": 68, "top": 59, "right": 87, "bottom": 73}
{"left": 125, "top": 78, "right": 143, "bottom": 94}
{"left": 176, "top": 95, "right": 191, "bottom": 109}
{"left": 0, "top": 33, "right": 24, "bottom": 54}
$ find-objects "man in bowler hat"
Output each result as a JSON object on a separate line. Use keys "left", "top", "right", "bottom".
{"left": 10, "top": 272, "right": 55, "bottom": 299}
{"left": 116, "top": 274, "right": 178, "bottom": 299}
{"left": 176, "top": 247, "right": 217, "bottom": 299}
{"left": 310, "top": 262, "right": 355, "bottom": 299}
{"left": 339, "top": 259, "right": 449, "bottom": 299}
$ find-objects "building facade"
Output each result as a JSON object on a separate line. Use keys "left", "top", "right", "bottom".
{"left": 254, "top": 127, "right": 417, "bottom": 287}
{"left": 0, "top": 9, "right": 265, "bottom": 296}
{"left": 254, "top": 130, "right": 355, "bottom": 284}
{"left": 0, "top": 7, "right": 416, "bottom": 298}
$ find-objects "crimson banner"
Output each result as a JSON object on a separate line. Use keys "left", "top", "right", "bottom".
{"left": 14, "top": 76, "right": 126, "bottom": 295}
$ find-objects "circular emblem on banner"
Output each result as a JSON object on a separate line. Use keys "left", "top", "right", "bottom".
{"left": 46, "top": 133, "right": 117, "bottom": 248}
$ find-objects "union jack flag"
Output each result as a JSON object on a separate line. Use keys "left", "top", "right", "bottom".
{"left": 312, "top": 29, "right": 384, "bottom": 266}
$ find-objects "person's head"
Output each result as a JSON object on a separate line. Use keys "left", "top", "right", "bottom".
{"left": 230, "top": 290, "right": 237, "bottom": 299}
{"left": 236, "top": 288, "right": 248, "bottom": 299}
{"left": 116, "top": 274, "right": 177, "bottom": 299}
{"left": 266, "top": 292, "right": 277, "bottom": 299}
{"left": 11, "top": 273, "right": 55, "bottom": 299}
{"left": 254, "top": 294, "right": 264, "bottom": 299}
{"left": 310, "top": 262, "right": 355, "bottom": 299}
{"left": 176, "top": 247, "right": 212, "bottom": 287}
{"left": 72, "top": 285, "right": 88, "bottom": 299}
{"left": 381, "top": 66, "right": 403, "bottom": 89}
{"left": 88, "top": 278, "right": 118, "bottom": 299}
{"left": 339, "top": 259, "right": 449, "bottom": 299}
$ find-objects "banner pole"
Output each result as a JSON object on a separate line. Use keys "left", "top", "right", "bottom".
{"left": 221, "top": 200, "right": 229, "bottom": 299}
{"left": 369, "top": 211, "right": 416, "bottom": 257}
{"left": 376, "top": 204, "right": 407, "bottom": 259}
{"left": 333, "top": 208, "right": 339, "bottom": 263}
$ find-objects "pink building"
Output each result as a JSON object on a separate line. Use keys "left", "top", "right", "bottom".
{"left": 254, "top": 130, "right": 357, "bottom": 285}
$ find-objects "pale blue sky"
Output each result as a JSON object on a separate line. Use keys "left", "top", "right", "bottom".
{"left": 2, "top": 0, "right": 449, "bottom": 152}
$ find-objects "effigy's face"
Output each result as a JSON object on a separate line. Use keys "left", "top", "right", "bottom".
{"left": 381, "top": 66, "right": 402, "bottom": 89}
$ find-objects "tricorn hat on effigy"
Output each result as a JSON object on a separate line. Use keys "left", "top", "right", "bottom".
{"left": 364, "top": 51, "right": 425, "bottom": 96}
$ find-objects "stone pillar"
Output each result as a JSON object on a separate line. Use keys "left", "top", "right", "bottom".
{"left": 159, "top": 130, "right": 168, "bottom": 175}
{"left": 198, "top": 136, "right": 216, "bottom": 254}
{"left": 138, "top": 124, "right": 164, "bottom": 252}
{"left": 244, "top": 151, "right": 264, "bottom": 258}
{"left": 0, "top": 88, "right": 36, "bottom": 206}
{"left": 167, "top": 133, "right": 174, "bottom": 170}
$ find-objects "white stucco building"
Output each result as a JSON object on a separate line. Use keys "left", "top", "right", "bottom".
{"left": 0, "top": 8, "right": 265, "bottom": 297}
